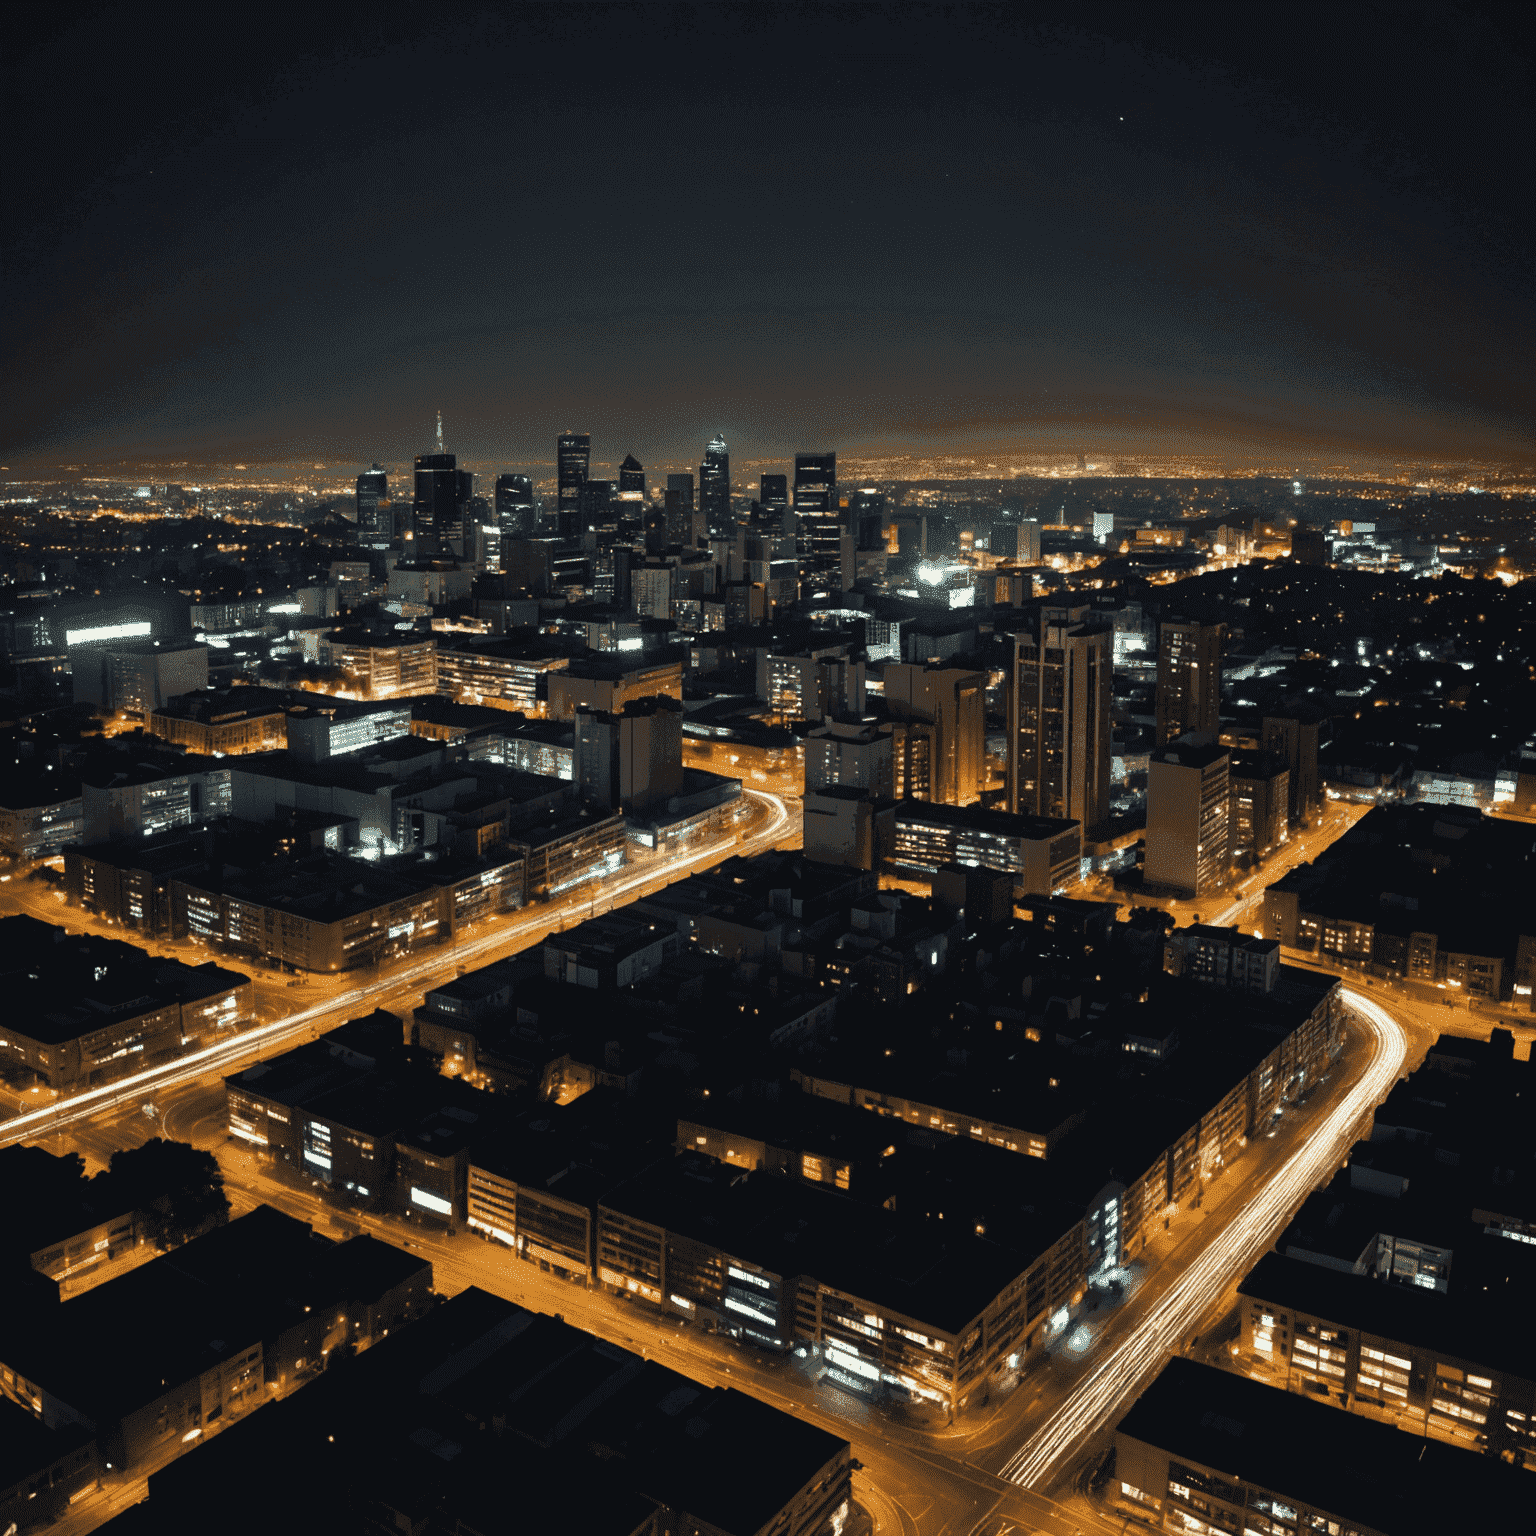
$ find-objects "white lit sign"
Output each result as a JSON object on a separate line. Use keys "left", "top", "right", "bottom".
{"left": 411, "top": 1186, "right": 453, "bottom": 1216}
{"left": 65, "top": 621, "right": 152, "bottom": 645}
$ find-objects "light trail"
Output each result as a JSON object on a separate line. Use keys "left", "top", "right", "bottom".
{"left": 998, "top": 988, "right": 1406, "bottom": 1490}
{"left": 1, "top": 790, "right": 791, "bottom": 1148}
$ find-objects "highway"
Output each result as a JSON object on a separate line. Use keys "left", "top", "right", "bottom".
{"left": 0, "top": 787, "right": 795, "bottom": 1149}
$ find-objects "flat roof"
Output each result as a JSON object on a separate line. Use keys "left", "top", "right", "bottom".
{"left": 1117, "top": 1357, "right": 1524, "bottom": 1536}
{"left": 891, "top": 796, "right": 1079, "bottom": 842}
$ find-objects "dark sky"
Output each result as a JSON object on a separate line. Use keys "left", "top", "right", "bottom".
{"left": 3, "top": 2, "right": 1531, "bottom": 474}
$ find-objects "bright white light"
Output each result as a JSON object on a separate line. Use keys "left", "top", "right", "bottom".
{"left": 267, "top": 602, "right": 302, "bottom": 615}
{"left": 917, "top": 560, "right": 946, "bottom": 585}
{"left": 65, "top": 621, "right": 152, "bottom": 645}
{"left": 410, "top": 1186, "right": 452, "bottom": 1216}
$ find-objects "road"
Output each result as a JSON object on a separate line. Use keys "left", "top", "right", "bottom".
{"left": 0, "top": 787, "right": 797, "bottom": 1148}
{"left": 36, "top": 986, "right": 1421, "bottom": 1536}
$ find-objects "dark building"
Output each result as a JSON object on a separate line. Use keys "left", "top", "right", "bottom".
{"left": 760, "top": 472, "right": 788, "bottom": 510}
{"left": 355, "top": 463, "right": 390, "bottom": 549}
{"left": 556, "top": 431, "right": 590, "bottom": 540}
{"left": 617, "top": 453, "right": 645, "bottom": 498}
{"left": 1007, "top": 603, "right": 1113, "bottom": 837}
{"left": 493, "top": 473, "right": 534, "bottom": 539}
{"left": 1112, "top": 1357, "right": 1523, "bottom": 1536}
{"left": 578, "top": 477, "right": 617, "bottom": 534}
{"left": 1262, "top": 710, "right": 1322, "bottom": 823}
{"left": 794, "top": 452, "right": 840, "bottom": 585}
{"left": 699, "top": 434, "right": 730, "bottom": 534}
{"left": 1155, "top": 619, "right": 1223, "bottom": 747}
{"left": 847, "top": 486, "right": 887, "bottom": 551}
{"left": 1291, "top": 524, "right": 1330, "bottom": 565}
{"left": 411, "top": 453, "right": 458, "bottom": 556}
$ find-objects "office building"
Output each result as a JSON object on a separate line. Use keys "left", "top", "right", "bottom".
{"left": 882, "top": 662, "right": 986, "bottom": 806}
{"left": 284, "top": 699, "right": 413, "bottom": 762}
{"left": 802, "top": 785, "right": 897, "bottom": 870}
{"left": 0, "top": 769, "right": 83, "bottom": 859}
{"left": 803, "top": 719, "right": 895, "bottom": 798}
{"left": 80, "top": 759, "right": 232, "bottom": 843}
{"left": 71, "top": 640, "right": 209, "bottom": 717}
{"left": 1228, "top": 750, "right": 1290, "bottom": 867}
{"left": 664, "top": 471, "right": 701, "bottom": 547}
{"left": 1145, "top": 737, "right": 1230, "bottom": 896}
{"left": 699, "top": 434, "right": 730, "bottom": 533}
{"left": 556, "top": 431, "right": 589, "bottom": 540}
{"left": 760, "top": 472, "right": 788, "bottom": 511}
{"left": 328, "top": 629, "right": 437, "bottom": 699}
{"left": 355, "top": 463, "right": 391, "bottom": 548}
{"left": 1262, "top": 711, "right": 1322, "bottom": 823}
{"left": 547, "top": 656, "right": 684, "bottom": 721}
{"left": 757, "top": 644, "right": 865, "bottom": 724}
{"left": 1013, "top": 519, "right": 1042, "bottom": 564}
{"left": 574, "top": 695, "right": 684, "bottom": 812}
{"left": 745, "top": 531, "right": 799, "bottom": 611}
{"left": 1112, "top": 1357, "right": 1521, "bottom": 1536}
{"left": 412, "top": 419, "right": 461, "bottom": 555}
{"left": 147, "top": 686, "right": 290, "bottom": 755}
{"left": 1007, "top": 604, "right": 1112, "bottom": 837}
{"left": 794, "top": 451, "right": 840, "bottom": 585}
{"left": 847, "top": 487, "right": 886, "bottom": 551}
{"left": 886, "top": 800, "right": 1081, "bottom": 895}
{"left": 1155, "top": 619, "right": 1223, "bottom": 747}
{"left": 0, "top": 915, "right": 252, "bottom": 1091}
{"left": 616, "top": 452, "right": 645, "bottom": 500}
{"left": 493, "top": 472, "right": 534, "bottom": 539}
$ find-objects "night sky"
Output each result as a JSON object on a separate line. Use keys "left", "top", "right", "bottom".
{"left": 4, "top": 2, "right": 1531, "bottom": 472}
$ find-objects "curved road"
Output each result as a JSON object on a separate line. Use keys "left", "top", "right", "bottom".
{"left": 0, "top": 789, "right": 793, "bottom": 1150}
{"left": 999, "top": 988, "right": 1407, "bottom": 1490}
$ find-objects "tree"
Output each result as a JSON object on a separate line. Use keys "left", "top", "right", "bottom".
{"left": 104, "top": 1138, "right": 230, "bottom": 1250}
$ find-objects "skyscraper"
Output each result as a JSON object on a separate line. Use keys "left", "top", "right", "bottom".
{"left": 847, "top": 488, "right": 886, "bottom": 551}
{"left": 1155, "top": 619, "right": 1224, "bottom": 747}
{"left": 1145, "top": 738, "right": 1231, "bottom": 896}
{"left": 618, "top": 454, "right": 645, "bottom": 500}
{"left": 412, "top": 413, "right": 458, "bottom": 556}
{"left": 1007, "top": 603, "right": 1112, "bottom": 836}
{"left": 760, "top": 473, "right": 788, "bottom": 511}
{"left": 356, "top": 463, "right": 390, "bottom": 548}
{"left": 665, "top": 473, "right": 700, "bottom": 546}
{"left": 494, "top": 473, "right": 534, "bottom": 539}
{"left": 794, "top": 452, "right": 839, "bottom": 590}
{"left": 557, "top": 432, "right": 590, "bottom": 541}
{"left": 699, "top": 435, "right": 730, "bottom": 534}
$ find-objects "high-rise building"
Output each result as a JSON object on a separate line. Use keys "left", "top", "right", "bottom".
{"left": 665, "top": 473, "right": 701, "bottom": 547}
{"left": 882, "top": 662, "right": 986, "bottom": 806}
{"left": 574, "top": 696, "right": 684, "bottom": 812}
{"left": 847, "top": 488, "right": 886, "bottom": 551}
{"left": 699, "top": 435, "right": 730, "bottom": 535}
{"left": 760, "top": 473, "right": 788, "bottom": 511}
{"left": 1012, "top": 520, "right": 1042, "bottom": 564}
{"left": 618, "top": 454, "right": 645, "bottom": 501}
{"left": 494, "top": 474, "right": 534, "bottom": 540}
{"left": 1007, "top": 604, "right": 1112, "bottom": 837}
{"left": 1155, "top": 619, "right": 1224, "bottom": 747}
{"left": 1228, "top": 751, "right": 1290, "bottom": 868}
{"left": 557, "top": 432, "right": 590, "bottom": 541}
{"left": 355, "top": 463, "right": 390, "bottom": 548}
{"left": 1145, "top": 737, "right": 1231, "bottom": 897}
{"left": 793, "top": 455, "right": 839, "bottom": 587}
{"left": 579, "top": 479, "right": 617, "bottom": 535}
{"left": 412, "top": 453, "right": 458, "bottom": 556}
{"left": 1262, "top": 712, "right": 1322, "bottom": 824}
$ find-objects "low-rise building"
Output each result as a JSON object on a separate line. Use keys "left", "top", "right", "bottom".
{"left": 147, "top": 687, "right": 290, "bottom": 755}
{"left": 1112, "top": 1357, "right": 1522, "bottom": 1536}
{"left": 886, "top": 798, "right": 1081, "bottom": 896}
{"left": 0, "top": 769, "right": 82, "bottom": 859}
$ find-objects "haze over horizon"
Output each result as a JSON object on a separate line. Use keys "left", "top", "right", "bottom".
{"left": 4, "top": 4, "right": 1531, "bottom": 473}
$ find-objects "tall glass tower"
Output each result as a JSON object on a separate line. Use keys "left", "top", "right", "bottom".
{"left": 356, "top": 463, "right": 390, "bottom": 548}
{"left": 699, "top": 434, "right": 730, "bottom": 535}
{"left": 557, "top": 432, "right": 590, "bottom": 541}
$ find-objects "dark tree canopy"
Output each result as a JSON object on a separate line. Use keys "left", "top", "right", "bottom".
{"left": 106, "top": 1137, "right": 230, "bottom": 1249}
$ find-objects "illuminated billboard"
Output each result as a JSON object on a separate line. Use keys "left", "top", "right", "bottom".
{"left": 64, "top": 621, "right": 152, "bottom": 645}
